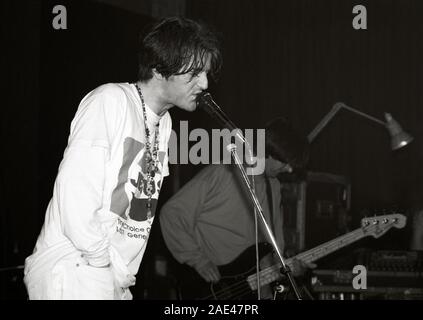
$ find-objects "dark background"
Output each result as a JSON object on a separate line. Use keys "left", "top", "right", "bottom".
{"left": 2, "top": 0, "right": 422, "bottom": 299}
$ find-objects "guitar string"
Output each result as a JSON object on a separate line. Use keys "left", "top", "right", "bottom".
{"left": 204, "top": 268, "right": 259, "bottom": 299}
{"left": 204, "top": 279, "right": 254, "bottom": 300}
{"left": 200, "top": 222, "right": 391, "bottom": 300}
{"left": 206, "top": 229, "right": 366, "bottom": 298}
{"left": 204, "top": 234, "right": 363, "bottom": 299}
{"left": 208, "top": 221, "right": 396, "bottom": 299}
{"left": 207, "top": 230, "right": 367, "bottom": 299}
{"left": 248, "top": 227, "right": 372, "bottom": 286}
{"left": 247, "top": 228, "right": 368, "bottom": 288}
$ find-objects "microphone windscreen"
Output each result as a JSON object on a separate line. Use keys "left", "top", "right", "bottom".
{"left": 195, "top": 92, "right": 239, "bottom": 133}
{"left": 196, "top": 91, "right": 213, "bottom": 109}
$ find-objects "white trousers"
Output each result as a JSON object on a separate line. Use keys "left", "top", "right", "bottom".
{"left": 25, "top": 254, "right": 132, "bottom": 300}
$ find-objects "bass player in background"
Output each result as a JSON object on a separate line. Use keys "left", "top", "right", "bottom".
{"left": 160, "top": 117, "right": 316, "bottom": 299}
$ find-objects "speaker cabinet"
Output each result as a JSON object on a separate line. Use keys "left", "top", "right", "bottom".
{"left": 281, "top": 172, "right": 351, "bottom": 253}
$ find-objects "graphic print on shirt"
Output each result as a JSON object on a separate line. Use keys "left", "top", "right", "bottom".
{"left": 110, "top": 137, "right": 166, "bottom": 222}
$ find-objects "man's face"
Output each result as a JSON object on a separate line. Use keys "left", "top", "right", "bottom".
{"left": 162, "top": 55, "right": 211, "bottom": 112}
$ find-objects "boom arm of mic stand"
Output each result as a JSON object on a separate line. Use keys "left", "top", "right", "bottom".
{"left": 227, "top": 144, "right": 303, "bottom": 300}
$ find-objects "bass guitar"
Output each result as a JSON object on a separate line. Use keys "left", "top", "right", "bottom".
{"left": 187, "top": 213, "right": 406, "bottom": 299}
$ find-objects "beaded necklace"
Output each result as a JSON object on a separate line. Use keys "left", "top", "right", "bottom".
{"left": 134, "top": 83, "right": 160, "bottom": 220}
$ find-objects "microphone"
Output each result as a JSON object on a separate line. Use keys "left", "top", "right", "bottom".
{"left": 196, "top": 92, "right": 246, "bottom": 144}
{"left": 197, "top": 92, "right": 264, "bottom": 174}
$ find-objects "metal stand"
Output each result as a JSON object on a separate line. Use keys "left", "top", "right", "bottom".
{"left": 227, "top": 143, "right": 303, "bottom": 300}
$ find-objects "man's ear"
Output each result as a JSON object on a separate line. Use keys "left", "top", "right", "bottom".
{"left": 152, "top": 68, "right": 165, "bottom": 81}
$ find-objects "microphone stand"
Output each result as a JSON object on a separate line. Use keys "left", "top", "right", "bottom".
{"left": 226, "top": 143, "right": 303, "bottom": 300}
{"left": 196, "top": 92, "right": 302, "bottom": 299}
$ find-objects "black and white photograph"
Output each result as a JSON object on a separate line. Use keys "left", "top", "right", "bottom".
{"left": 2, "top": 0, "right": 423, "bottom": 308}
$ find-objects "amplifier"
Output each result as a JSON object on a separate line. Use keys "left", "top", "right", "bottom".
{"left": 281, "top": 171, "right": 351, "bottom": 253}
{"left": 367, "top": 250, "right": 423, "bottom": 272}
{"left": 311, "top": 250, "right": 423, "bottom": 300}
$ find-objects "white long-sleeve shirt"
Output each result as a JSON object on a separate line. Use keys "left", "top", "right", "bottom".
{"left": 24, "top": 83, "right": 172, "bottom": 299}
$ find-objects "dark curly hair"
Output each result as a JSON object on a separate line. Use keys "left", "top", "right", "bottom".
{"left": 137, "top": 17, "right": 222, "bottom": 82}
{"left": 264, "top": 117, "right": 310, "bottom": 170}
